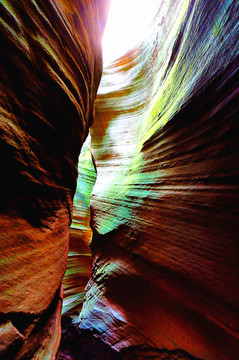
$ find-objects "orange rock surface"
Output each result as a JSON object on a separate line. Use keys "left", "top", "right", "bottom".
{"left": 0, "top": 0, "right": 109, "bottom": 358}
{"left": 78, "top": 1, "right": 239, "bottom": 359}
{"left": 1, "top": 1, "right": 239, "bottom": 359}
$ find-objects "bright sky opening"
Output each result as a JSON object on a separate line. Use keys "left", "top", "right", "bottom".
{"left": 102, "top": 0, "right": 159, "bottom": 66}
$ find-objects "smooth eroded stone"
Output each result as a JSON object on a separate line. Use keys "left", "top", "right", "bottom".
{"left": 79, "top": 1, "right": 239, "bottom": 359}
{"left": 62, "top": 136, "right": 96, "bottom": 317}
{"left": 0, "top": 0, "right": 109, "bottom": 358}
{"left": 0, "top": 321, "right": 25, "bottom": 357}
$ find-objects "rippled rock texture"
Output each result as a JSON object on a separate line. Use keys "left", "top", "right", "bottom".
{"left": 0, "top": 0, "right": 109, "bottom": 358}
{"left": 78, "top": 1, "right": 239, "bottom": 359}
{"left": 62, "top": 136, "right": 96, "bottom": 317}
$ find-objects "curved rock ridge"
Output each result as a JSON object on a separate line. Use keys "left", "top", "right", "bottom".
{"left": 63, "top": 136, "right": 96, "bottom": 317}
{"left": 79, "top": 1, "right": 239, "bottom": 359}
{"left": 0, "top": 0, "right": 109, "bottom": 358}
{"left": 58, "top": 319, "right": 202, "bottom": 360}
{"left": 117, "top": 344, "right": 203, "bottom": 360}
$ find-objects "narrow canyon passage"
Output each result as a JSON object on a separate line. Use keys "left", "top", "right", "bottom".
{"left": 0, "top": 1, "right": 239, "bottom": 359}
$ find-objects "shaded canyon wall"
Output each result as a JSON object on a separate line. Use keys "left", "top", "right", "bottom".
{"left": 78, "top": 1, "right": 239, "bottom": 359}
{"left": 0, "top": 0, "right": 238, "bottom": 359}
{"left": 0, "top": 0, "right": 109, "bottom": 358}
{"left": 62, "top": 136, "right": 96, "bottom": 317}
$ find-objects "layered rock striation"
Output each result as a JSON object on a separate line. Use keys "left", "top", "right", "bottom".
{"left": 0, "top": 0, "right": 109, "bottom": 358}
{"left": 1, "top": 0, "right": 239, "bottom": 359}
{"left": 78, "top": 1, "right": 239, "bottom": 359}
{"left": 62, "top": 136, "right": 96, "bottom": 317}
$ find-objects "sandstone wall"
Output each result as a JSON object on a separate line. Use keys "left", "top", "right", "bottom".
{"left": 62, "top": 136, "right": 96, "bottom": 317}
{"left": 79, "top": 1, "right": 239, "bottom": 359}
{"left": 0, "top": 1, "right": 109, "bottom": 358}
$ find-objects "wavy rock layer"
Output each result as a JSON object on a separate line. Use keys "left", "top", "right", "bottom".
{"left": 79, "top": 1, "right": 239, "bottom": 359}
{"left": 0, "top": 0, "right": 109, "bottom": 358}
{"left": 62, "top": 136, "right": 96, "bottom": 317}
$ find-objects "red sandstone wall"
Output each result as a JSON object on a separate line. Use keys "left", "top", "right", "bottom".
{"left": 79, "top": 1, "right": 239, "bottom": 359}
{"left": 0, "top": 1, "right": 109, "bottom": 358}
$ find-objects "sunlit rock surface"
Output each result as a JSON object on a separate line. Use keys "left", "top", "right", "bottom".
{"left": 79, "top": 1, "right": 239, "bottom": 359}
{"left": 62, "top": 136, "right": 96, "bottom": 317}
{"left": 0, "top": 0, "right": 109, "bottom": 358}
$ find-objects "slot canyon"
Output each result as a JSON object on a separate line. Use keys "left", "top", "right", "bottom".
{"left": 0, "top": 0, "right": 238, "bottom": 359}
